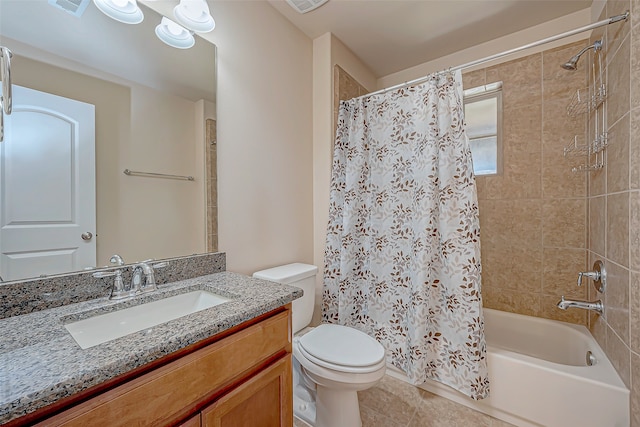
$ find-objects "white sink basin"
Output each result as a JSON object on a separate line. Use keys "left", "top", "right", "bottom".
{"left": 65, "top": 290, "right": 231, "bottom": 349}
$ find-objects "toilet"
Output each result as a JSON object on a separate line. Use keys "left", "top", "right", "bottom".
{"left": 253, "top": 263, "right": 386, "bottom": 427}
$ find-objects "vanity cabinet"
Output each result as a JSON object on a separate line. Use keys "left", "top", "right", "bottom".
{"left": 201, "top": 356, "right": 292, "bottom": 426}
{"left": 26, "top": 307, "right": 293, "bottom": 427}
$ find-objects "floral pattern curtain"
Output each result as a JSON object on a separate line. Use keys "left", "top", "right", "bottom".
{"left": 323, "top": 71, "right": 489, "bottom": 400}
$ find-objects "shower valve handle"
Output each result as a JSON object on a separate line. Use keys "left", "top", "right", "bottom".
{"left": 576, "top": 260, "right": 606, "bottom": 293}
{"left": 577, "top": 271, "right": 599, "bottom": 287}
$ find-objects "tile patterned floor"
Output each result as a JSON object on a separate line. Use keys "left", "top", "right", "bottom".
{"left": 294, "top": 375, "right": 516, "bottom": 427}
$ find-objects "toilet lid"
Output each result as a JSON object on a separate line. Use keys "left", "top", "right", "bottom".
{"left": 298, "top": 324, "right": 385, "bottom": 367}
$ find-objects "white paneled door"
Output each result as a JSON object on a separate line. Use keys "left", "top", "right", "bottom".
{"left": 0, "top": 85, "right": 96, "bottom": 281}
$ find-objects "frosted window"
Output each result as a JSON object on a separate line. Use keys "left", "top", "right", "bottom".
{"left": 464, "top": 85, "right": 502, "bottom": 176}
{"left": 465, "top": 98, "right": 497, "bottom": 136}
{"left": 469, "top": 136, "right": 498, "bottom": 175}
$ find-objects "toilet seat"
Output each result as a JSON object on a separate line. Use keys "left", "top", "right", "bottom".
{"left": 296, "top": 324, "right": 385, "bottom": 374}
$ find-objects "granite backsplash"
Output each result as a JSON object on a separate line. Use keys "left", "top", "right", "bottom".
{"left": 0, "top": 252, "right": 226, "bottom": 319}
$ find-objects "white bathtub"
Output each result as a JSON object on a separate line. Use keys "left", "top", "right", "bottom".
{"left": 387, "top": 308, "right": 630, "bottom": 427}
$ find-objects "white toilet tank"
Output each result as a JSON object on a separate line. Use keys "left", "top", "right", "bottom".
{"left": 253, "top": 263, "right": 318, "bottom": 334}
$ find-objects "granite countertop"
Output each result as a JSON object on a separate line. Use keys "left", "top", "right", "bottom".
{"left": 0, "top": 272, "right": 302, "bottom": 425}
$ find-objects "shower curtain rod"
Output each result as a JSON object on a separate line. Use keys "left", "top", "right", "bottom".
{"left": 362, "top": 10, "right": 629, "bottom": 99}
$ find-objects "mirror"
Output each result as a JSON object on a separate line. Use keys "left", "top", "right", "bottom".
{"left": 0, "top": 0, "right": 217, "bottom": 282}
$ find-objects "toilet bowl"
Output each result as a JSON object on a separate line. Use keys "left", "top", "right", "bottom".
{"left": 293, "top": 324, "right": 386, "bottom": 427}
{"left": 253, "top": 264, "right": 386, "bottom": 427}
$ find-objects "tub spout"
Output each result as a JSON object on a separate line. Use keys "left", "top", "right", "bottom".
{"left": 557, "top": 296, "right": 603, "bottom": 314}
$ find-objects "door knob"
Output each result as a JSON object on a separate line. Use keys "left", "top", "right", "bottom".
{"left": 81, "top": 231, "right": 93, "bottom": 241}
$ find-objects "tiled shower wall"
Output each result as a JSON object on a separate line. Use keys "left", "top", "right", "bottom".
{"left": 335, "top": 50, "right": 591, "bottom": 326}
{"left": 333, "top": 65, "right": 369, "bottom": 138}
{"left": 463, "top": 41, "right": 590, "bottom": 326}
{"left": 586, "top": 0, "right": 639, "bottom": 424}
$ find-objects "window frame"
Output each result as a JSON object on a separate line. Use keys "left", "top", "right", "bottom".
{"left": 463, "top": 83, "right": 503, "bottom": 177}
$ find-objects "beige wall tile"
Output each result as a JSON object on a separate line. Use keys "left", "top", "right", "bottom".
{"left": 486, "top": 55, "right": 542, "bottom": 109}
{"left": 607, "top": 0, "right": 632, "bottom": 61}
{"left": 540, "top": 294, "right": 587, "bottom": 325}
{"left": 607, "top": 192, "right": 630, "bottom": 267}
{"left": 542, "top": 154, "right": 587, "bottom": 198}
{"left": 542, "top": 248, "right": 587, "bottom": 298}
{"left": 502, "top": 104, "right": 542, "bottom": 155}
{"left": 482, "top": 246, "right": 543, "bottom": 293}
{"left": 632, "top": 351, "right": 640, "bottom": 427}
{"left": 631, "top": 190, "right": 640, "bottom": 271}
{"left": 631, "top": 108, "right": 640, "bottom": 189}
{"left": 479, "top": 200, "right": 542, "bottom": 244}
{"left": 589, "top": 165, "right": 607, "bottom": 197}
{"left": 607, "top": 37, "right": 631, "bottom": 127}
{"left": 542, "top": 40, "right": 589, "bottom": 100}
{"left": 607, "top": 325, "right": 631, "bottom": 388}
{"left": 632, "top": 26, "right": 640, "bottom": 111}
{"left": 589, "top": 304, "right": 608, "bottom": 350}
{"left": 605, "top": 260, "right": 630, "bottom": 345}
{"left": 542, "top": 98, "right": 586, "bottom": 155}
{"left": 462, "top": 69, "right": 486, "bottom": 89}
{"left": 607, "top": 113, "right": 631, "bottom": 193}
{"left": 542, "top": 199, "right": 586, "bottom": 248}
{"left": 589, "top": 196, "right": 607, "bottom": 257}
{"left": 630, "top": 271, "right": 640, "bottom": 353}
{"left": 475, "top": 41, "right": 592, "bottom": 320}
{"left": 483, "top": 287, "right": 541, "bottom": 317}
{"left": 477, "top": 154, "right": 542, "bottom": 200}
{"left": 333, "top": 65, "right": 368, "bottom": 139}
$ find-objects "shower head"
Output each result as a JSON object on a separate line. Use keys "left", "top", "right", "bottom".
{"left": 561, "top": 40, "right": 602, "bottom": 71}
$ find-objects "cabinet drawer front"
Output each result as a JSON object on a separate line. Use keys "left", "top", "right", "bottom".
{"left": 41, "top": 311, "right": 290, "bottom": 426}
{"left": 201, "top": 356, "right": 293, "bottom": 427}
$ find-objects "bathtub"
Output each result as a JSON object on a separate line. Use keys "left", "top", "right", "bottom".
{"left": 387, "top": 308, "right": 630, "bottom": 427}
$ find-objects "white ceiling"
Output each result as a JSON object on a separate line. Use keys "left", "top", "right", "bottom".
{"left": 268, "top": 0, "right": 593, "bottom": 77}
{"left": 0, "top": 0, "right": 216, "bottom": 101}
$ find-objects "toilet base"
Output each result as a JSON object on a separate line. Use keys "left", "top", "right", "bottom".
{"left": 315, "top": 386, "right": 362, "bottom": 427}
{"left": 294, "top": 393, "right": 316, "bottom": 425}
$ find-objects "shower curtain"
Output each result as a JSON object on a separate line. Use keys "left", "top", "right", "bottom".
{"left": 323, "top": 70, "right": 489, "bottom": 400}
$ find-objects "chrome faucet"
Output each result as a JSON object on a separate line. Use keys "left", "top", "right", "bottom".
{"left": 131, "top": 260, "right": 168, "bottom": 295}
{"left": 93, "top": 256, "right": 168, "bottom": 300}
{"left": 93, "top": 268, "right": 129, "bottom": 299}
{"left": 577, "top": 260, "right": 606, "bottom": 292}
{"left": 557, "top": 296, "right": 604, "bottom": 314}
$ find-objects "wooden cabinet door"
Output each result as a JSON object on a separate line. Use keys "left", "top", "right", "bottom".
{"left": 201, "top": 356, "right": 293, "bottom": 427}
{"left": 177, "top": 415, "right": 201, "bottom": 427}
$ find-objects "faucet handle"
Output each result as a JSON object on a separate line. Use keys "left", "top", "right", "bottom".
{"left": 109, "top": 254, "right": 125, "bottom": 266}
{"left": 93, "top": 269, "right": 125, "bottom": 297}
{"left": 577, "top": 260, "right": 606, "bottom": 292}
{"left": 577, "top": 271, "right": 599, "bottom": 286}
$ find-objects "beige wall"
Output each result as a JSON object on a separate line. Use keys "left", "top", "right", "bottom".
{"left": 462, "top": 41, "right": 589, "bottom": 325}
{"left": 10, "top": 55, "right": 206, "bottom": 268}
{"left": 168, "top": 1, "right": 315, "bottom": 275}
{"left": 584, "top": 0, "right": 640, "bottom": 423}
{"left": 118, "top": 84, "right": 207, "bottom": 263}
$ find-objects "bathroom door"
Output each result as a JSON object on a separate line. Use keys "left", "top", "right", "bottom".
{"left": 0, "top": 84, "right": 96, "bottom": 281}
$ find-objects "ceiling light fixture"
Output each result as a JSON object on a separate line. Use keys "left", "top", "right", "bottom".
{"left": 173, "top": 0, "right": 215, "bottom": 33}
{"left": 92, "top": 0, "right": 143, "bottom": 24}
{"left": 155, "top": 17, "right": 195, "bottom": 49}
